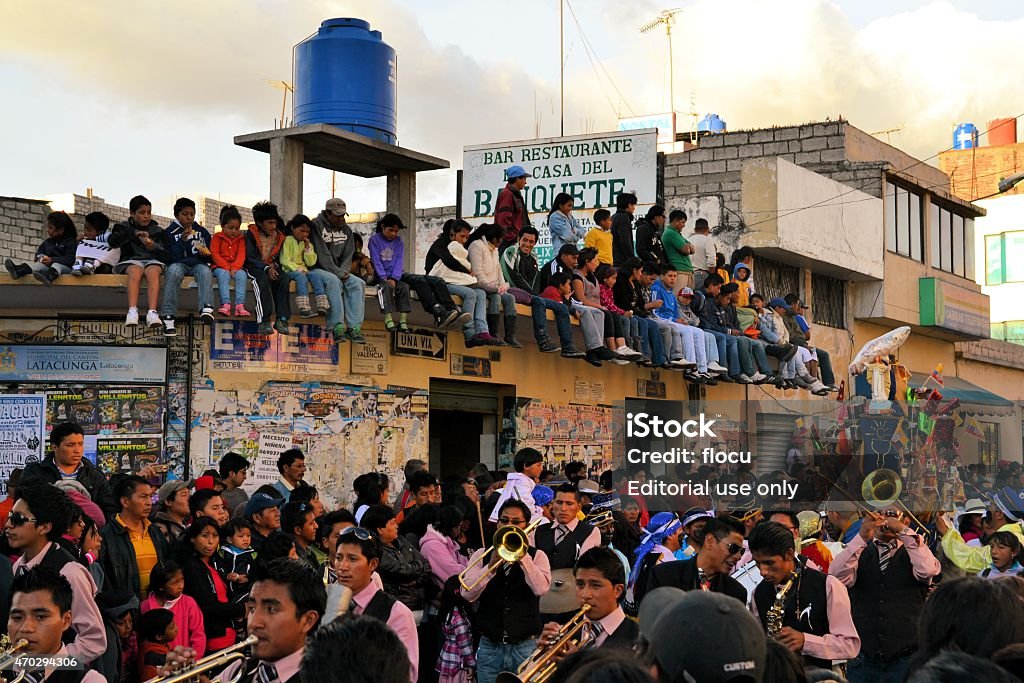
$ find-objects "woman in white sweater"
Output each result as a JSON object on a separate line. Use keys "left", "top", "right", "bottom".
{"left": 428, "top": 221, "right": 499, "bottom": 347}
{"left": 466, "top": 223, "right": 521, "bottom": 347}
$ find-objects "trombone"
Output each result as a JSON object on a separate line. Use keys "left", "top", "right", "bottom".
{"left": 459, "top": 518, "right": 543, "bottom": 591}
{"left": 143, "top": 634, "right": 259, "bottom": 683}
{"left": 496, "top": 605, "right": 594, "bottom": 683}
{"left": 861, "top": 468, "right": 931, "bottom": 540}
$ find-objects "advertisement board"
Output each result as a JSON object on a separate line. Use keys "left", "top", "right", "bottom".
{"left": 462, "top": 129, "right": 658, "bottom": 263}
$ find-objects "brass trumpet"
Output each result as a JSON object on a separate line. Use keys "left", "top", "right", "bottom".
{"left": 496, "top": 605, "right": 594, "bottom": 683}
{"left": 0, "top": 637, "right": 29, "bottom": 683}
{"left": 143, "top": 634, "right": 259, "bottom": 683}
{"left": 459, "top": 518, "right": 543, "bottom": 591}
{"left": 861, "top": 468, "right": 931, "bottom": 540}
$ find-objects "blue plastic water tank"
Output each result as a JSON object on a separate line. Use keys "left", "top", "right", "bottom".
{"left": 953, "top": 123, "right": 978, "bottom": 150}
{"left": 697, "top": 114, "right": 727, "bottom": 134}
{"left": 293, "top": 18, "right": 397, "bottom": 144}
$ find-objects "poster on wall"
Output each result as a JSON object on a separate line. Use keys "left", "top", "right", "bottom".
{"left": 0, "top": 395, "right": 46, "bottom": 496}
{"left": 96, "top": 436, "right": 163, "bottom": 476}
{"left": 209, "top": 321, "right": 339, "bottom": 375}
{"left": 46, "top": 388, "right": 99, "bottom": 434}
{"left": 462, "top": 129, "right": 658, "bottom": 264}
{"left": 511, "top": 399, "right": 616, "bottom": 478}
{"left": 96, "top": 387, "right": 164, "bottom": 434}
{"left": 189, "top": 381, "right": 429, "bottom": 509}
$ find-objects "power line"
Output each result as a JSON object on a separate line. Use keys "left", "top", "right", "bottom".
{"left": 735, "top": 112, "right": 1024, "bottom": 229}
{"left": 564, "top": 0, "right": 637, "bottom": 117}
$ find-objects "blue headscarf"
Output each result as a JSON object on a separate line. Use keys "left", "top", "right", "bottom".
{"left": 627, "top": 511, "right": 681, "bottom": 588}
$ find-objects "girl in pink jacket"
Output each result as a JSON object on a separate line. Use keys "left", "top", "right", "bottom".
{"left": 140, "top": 560, "right": 206, "bottom": 657}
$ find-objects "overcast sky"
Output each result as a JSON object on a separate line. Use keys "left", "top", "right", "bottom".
{"left": 3, "top": 0, "right": 1022, "bottom": 218}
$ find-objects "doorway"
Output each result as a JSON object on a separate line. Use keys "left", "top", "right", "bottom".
{"left": 429, "top": 379, "right": 507, "bottom": 479}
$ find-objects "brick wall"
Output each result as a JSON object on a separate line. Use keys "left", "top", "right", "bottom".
{"left": 0, "top": 197, "right": 52, "bottom": 263}
{"left": 939, "top": 142, "right": 1024, "bottom": 202}
{"left": 198, "top": 197, "right": 254, "bottom": 230}
{"left": 663, "top": 121, "right": 886, "bottom": 255}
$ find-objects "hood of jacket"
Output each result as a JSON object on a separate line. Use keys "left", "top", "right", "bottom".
{"left": 246, "top": 224, "right": 285, "bottom": 262}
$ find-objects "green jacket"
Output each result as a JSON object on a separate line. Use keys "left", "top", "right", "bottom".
{"left": 280, "top": 235, "right": 318, "bottom": 273}
{"left": 941, "top": 522, "right": 1024, "bottom": 574}
{"left": 662, "top": 226, "right": 693, "bottom": 272}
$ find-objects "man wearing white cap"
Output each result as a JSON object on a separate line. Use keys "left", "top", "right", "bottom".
{"left": 495, "top": 165, "right": 532, "bottom": 252}
{"left": 311, "top": 198, "right": 367, "bottom": 344}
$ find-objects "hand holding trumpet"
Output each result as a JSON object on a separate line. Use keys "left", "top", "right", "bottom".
{"left": 859, "top": 510, "right": 907, "bottom": 542}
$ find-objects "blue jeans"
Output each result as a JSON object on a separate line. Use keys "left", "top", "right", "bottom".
{"left": 446, "top": 284, "right": 488, "bottom": 338}
{"left": 530, "top": 296, "right": 574, "bottom": 346}
{"left": 476, "top": 636, "right": 536, "bottom": 683}
{"left": 213, "top": 268, "right": 247, "bottom": 305}
{"left": 846, "top": 654, "right": 911, "bottom": 683}
{"left": 736, "top": 336, "right": 772, "bottom": 375}
{"left": 161, "top": 262, "right": 213, "bottom": 316}
{"left": 285, "top": 270, "right": 326, "bottom": 297}
{"left": 708, "top": 330, "right": 741, "bottom": 375}
{"left": 321, "top": 272, "right": 365, "bottom": 329}
{"left": 635, "top": 316, "right": 667, "bottom": 365}
{"left": 486, "top": 291, "right": 517, "bottom": 315}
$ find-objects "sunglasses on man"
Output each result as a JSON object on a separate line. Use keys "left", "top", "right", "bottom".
{"left": 7, "top": 512, "right": 38, "bottom": 527}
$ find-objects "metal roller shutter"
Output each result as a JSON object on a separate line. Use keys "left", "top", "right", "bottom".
{"left": 428, "top": 379, "right": 499, "bottom": 413}
{"left": 755, "top": 412, "right": 797, "bottom": 476}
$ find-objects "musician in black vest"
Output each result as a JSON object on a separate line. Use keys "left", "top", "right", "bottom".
{"left": 164, "top": 558, "right": 326, "bottom": 683}
{"left": 7, "top": 484, "right": 106, "bottom": 664}
{"left": 540, "top": 547, "right": 638, "bottom": 654}
{"left": 462, "top": 499, "right": 552, "bottom": 683}
{"left": 646, "top": 516, "right": 748, "bottom": 603}
{"left": 535, "top": 484, "right": 601, "bottom": 624}
{"left": 8, "top": 567, "right": 107, "bottom": 683}
{"left": 829, "top": 505, "right": 940, "bottom": 683}
{"left": 749, "top": 521, "right": 860, "bottom": 671}
{"left": 335, "top": 527, "right": 419, "bottom": 682}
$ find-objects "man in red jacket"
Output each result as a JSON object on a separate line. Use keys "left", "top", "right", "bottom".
{"left": 496, "top": 164, "right": 532, "bottom": 252}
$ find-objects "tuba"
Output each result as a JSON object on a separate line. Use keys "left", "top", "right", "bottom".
{"left": 496, "top": 605, "right": 594, "bottom": 683}
{"left": 766, "top": 573, "right": 797, "bottom": 640}
{"left": 143, "top": 635, "right": 258, "bottom": 683}
{"left": 459, "top": 518, "right": 543, "bottom": 591}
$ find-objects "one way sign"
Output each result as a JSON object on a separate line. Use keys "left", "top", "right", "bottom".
{"left": 392, "top": 327, "right": 447, "bottom": 361}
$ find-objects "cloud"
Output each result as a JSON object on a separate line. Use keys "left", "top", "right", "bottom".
{"left": 3, "top": 0, "right": 1023, "bottom": 216}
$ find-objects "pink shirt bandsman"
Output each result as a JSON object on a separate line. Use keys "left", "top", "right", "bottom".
{"left": 550, "top": 518, "right": 602, "bottom": 557}
{"left": 461, "top": 545, "right": 553, "bottom": 601}
{"left": 829, "top": 530, "right": 941, "bottom": 586}
{"left": 13, "top": 542, "right": 106, "bottom": 664}
{"left": 591, "top": 606, "right": 627, "bottom": 648}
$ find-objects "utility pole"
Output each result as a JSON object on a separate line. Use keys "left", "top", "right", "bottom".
{"left": 640, "top": 9, "right": 683, "bottom": 115}
{"left": 560, "top": 0, "right": 564, "bottom": 137}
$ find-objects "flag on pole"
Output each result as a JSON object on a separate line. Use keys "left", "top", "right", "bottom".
{"left": 918, "top": 412, "right": 934, "bottom": 435}
{"left": 965, "top": 416, "right": 985, "bottom": 440}
{"left": 891, "top": 419, "right": 911, "bottom": 450}
{"left": 794, "top": 417, "right": 808, "bottom": 435}
{"left": 954, "top": 412, "right": 965, "bottom": 428}
{"left": 925, "top": 362, "right": 944, "bottom": 388}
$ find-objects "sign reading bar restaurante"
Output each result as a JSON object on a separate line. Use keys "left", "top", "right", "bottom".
{"left": 462, "top": 129, "right": 658, "bottom": 264}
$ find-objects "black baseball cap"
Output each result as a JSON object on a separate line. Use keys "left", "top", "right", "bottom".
{"left": 647, "top": 591, "right": 765, "bottom": 683}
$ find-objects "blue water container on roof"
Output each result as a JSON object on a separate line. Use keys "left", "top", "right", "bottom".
{"left": 953, "top": 123, "right": 978, "bottom": 150}
{"left": 293, "top": 18, "right": 397, "bottom": 144}
{"left": 697, "top": 114, "right": 727, "bottom": 134}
